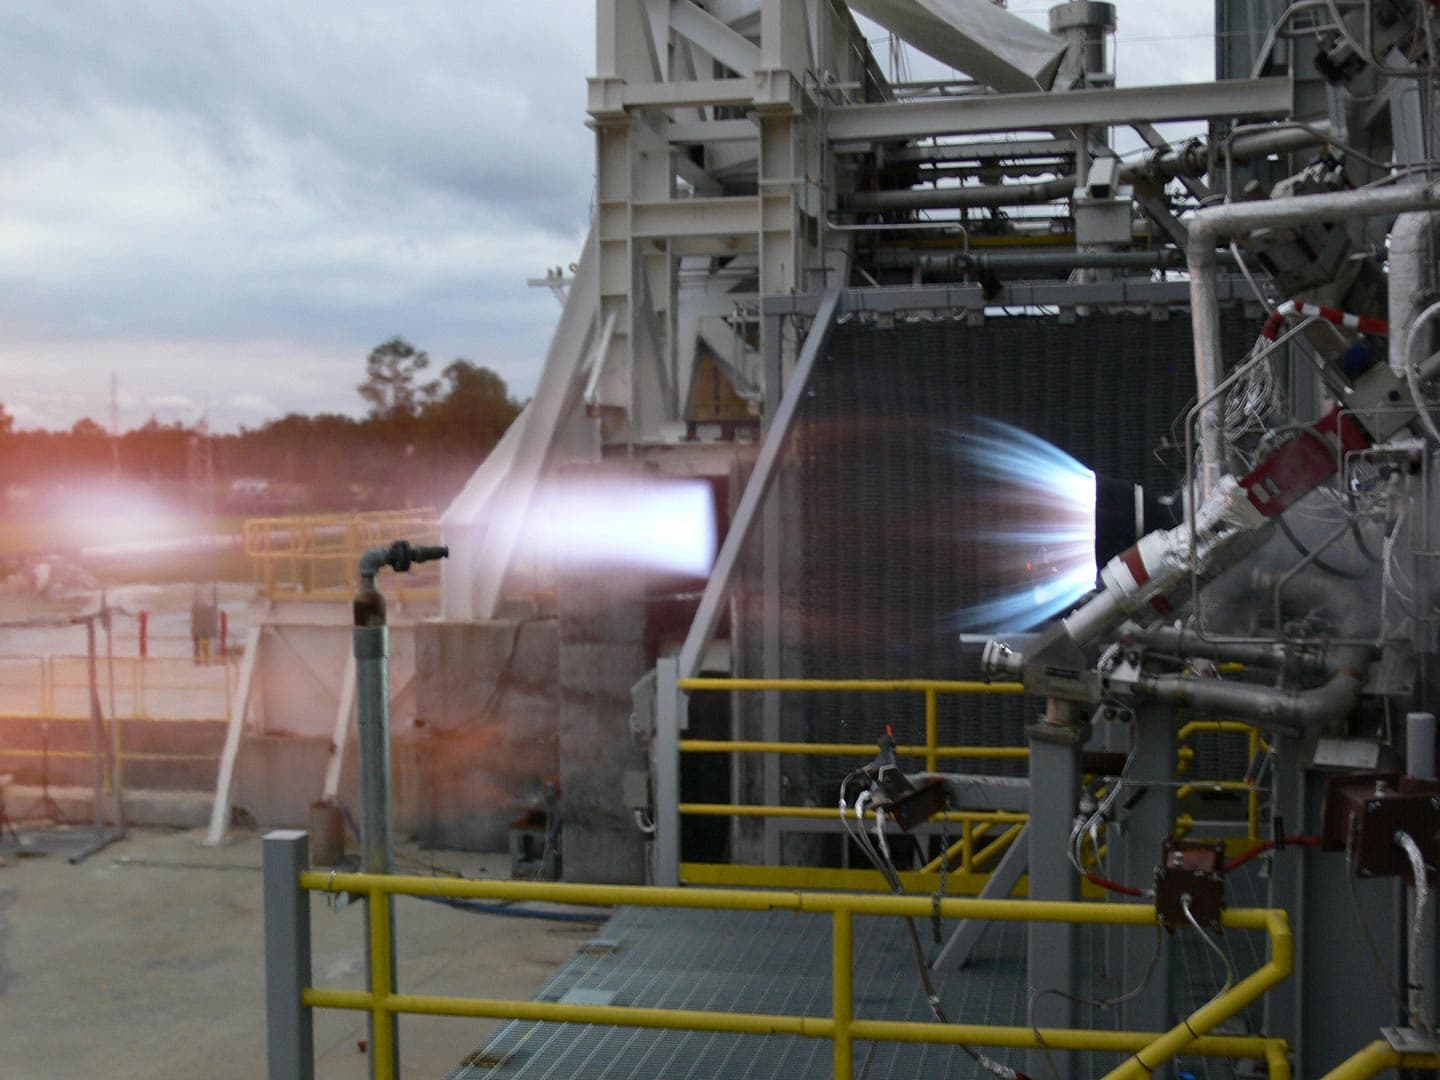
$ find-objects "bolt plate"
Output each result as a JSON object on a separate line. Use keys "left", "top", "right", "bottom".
{"left": 1382, "top": 1026, "right": 1436, "bottom": 1054}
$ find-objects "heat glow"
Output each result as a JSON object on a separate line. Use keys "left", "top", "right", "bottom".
{"left": 942, "top": 418, "right": 1098, "bottom": 632}
{"left": 524, "top": 474, "right": 717, "bottom": 577}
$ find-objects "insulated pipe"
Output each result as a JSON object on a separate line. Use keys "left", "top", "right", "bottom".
{"left": 1388, "top": 210, "right": 1440, "bottom": 374}
{"left": 845, "top": 175, "right": 1076, "bottom": 211}
{"left": 1187, "top": 180, "right": 1440, "bottom": 496}
{"left": 875, "top": 249, "right": 1238, "bottom": 274}
{"left": 1225, "top": 120, "right": 1335, "bottom": 162}
{"left": 1132, "top": 647, "right": 1370, "bottom": 733}
{"left": 1120, "top": 624, "right": 1328, "bottom": 675}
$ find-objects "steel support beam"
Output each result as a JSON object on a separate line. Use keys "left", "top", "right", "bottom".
{"left": 825, "top": 77, "right": 1293, "bottom": 142}
{"left": 678, "top": 289, "right": 842, "bottom": 679}
{"left": 1026, "top": 720, "right": 1084, "bottom": 1080}
{"left": 629, "top": 196, "right": 761, "bottom": 239}
{"left": 1119, "top": 708, "right": 1175, "bottom": 1035}
{"left": 671, "top": 0, "right": 762, "bottom": 76}
{"left": 933, "top": 824, "right": 1030, "bottom": 969}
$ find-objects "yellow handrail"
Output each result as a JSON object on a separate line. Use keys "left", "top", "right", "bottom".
{"left": 678, "top": 739, "right": 1028, "bottom": 759}
{"left": 296, "top": 869, "right": 1293, "bottom": 1080}
{"left": 1322, "top": 1039, "right": 1440, "bottom": 1079}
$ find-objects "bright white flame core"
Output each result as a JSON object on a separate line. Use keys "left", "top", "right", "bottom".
{"left": 944, "top": 418, "right": 1098, "bottom": 632}
{"left": 525, "top": 475, "right": 717, "bottom": 577}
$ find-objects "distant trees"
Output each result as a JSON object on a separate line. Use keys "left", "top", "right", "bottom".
{"left": 358, "top": 337, "right": 440, "bottom": 425}
{"left": 0, "top": 337, "right": 523, "bottom": 514}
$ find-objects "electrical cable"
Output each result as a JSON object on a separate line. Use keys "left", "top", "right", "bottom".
{"left": 1395, "top": 828, "right": 1434, "bottom": 1032}
{"left": 1224, "top": 834, "right": 1321, "bottom": 873}
{"left": 1345, "top": 829, "right": 1409, "bottom": 1011}
{"left": 409, "top": 894, "right": 606, "bottom": 924}
{"left": 331, "top": 801, "right": 600, "bottom": 923}
{"left": 839, "top": 772, "right": 1030, "bottom": 1080}
{"left": 1181, "top": 894, "right": 1236, "bottom": 1002}
{"left": 1405, "top": 299, "right": 1440, "bottom": 448}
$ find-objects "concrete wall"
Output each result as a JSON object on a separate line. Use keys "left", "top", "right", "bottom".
{"left": 557, "top": 563, "right": 649, "bottom": 884}
{"left": 413, "top": 618, "right": 560, "bottom": 850}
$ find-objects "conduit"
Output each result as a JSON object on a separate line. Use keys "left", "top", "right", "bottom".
{"left": 1187, "top": 180, "right": 1440, "bottom": 495}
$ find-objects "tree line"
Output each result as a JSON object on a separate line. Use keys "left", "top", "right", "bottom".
{"left": 0, "top": 338, "right": 523, "bottom": 514}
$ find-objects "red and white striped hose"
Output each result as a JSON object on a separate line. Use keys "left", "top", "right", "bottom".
{"left": 1260, "top": 299, "right": 1388, "bottom": 341}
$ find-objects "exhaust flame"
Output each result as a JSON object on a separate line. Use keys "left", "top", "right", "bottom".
{"left": 941, "top": 418, "right": 1097, "bottom": 632}
{"left": 524, "top": 474, "right": 717, "bottom": 577}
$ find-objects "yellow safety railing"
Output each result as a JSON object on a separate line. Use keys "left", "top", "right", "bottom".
{"left": 1322, "top": 1039, "right": 1440, "bottom": 1078}
{"left": 677, "top": 677, "right": 1028, "bottom": 890}
{"left": 294, "top": 868, "right": 1294, "bottom": 1080}
{"left": 244, "top": 507, "right": 441, "bottom": 596}
{"left": 0, "top": 654, "right": 233, "bottom": 793}
{"left": 1176, "top": 719, "right": 1266, "bottom": 842}
{"left": 0, "top": 654, "right": 233, "bottom": 723}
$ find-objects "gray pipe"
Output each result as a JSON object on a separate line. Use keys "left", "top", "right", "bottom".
{"left": 874, "top": 248, "right": 1248, "bottom": 274}
{"left": 845, "top": 175, "right": 1076, "bottom": 211}
{"left": 1121, "top": 624, "right": 1329, "bottom": 675}
{"left": 1389, "top": 210, "right": 1440, "bottom": 374}
{"left": 1226, "top": 121, "right": 1334, "bottom": 162}
{"left": 1134, "top": 651, "right": 1369, "bottom": 733}
{"left": 1408, "top": 711, "right": 1437, "bottom": 780}
{"left": 1187, "top": 181, "right": 1440, "bottom": 496}
{"left": 840, "top": 126, "right": 1336, "bottom": 217}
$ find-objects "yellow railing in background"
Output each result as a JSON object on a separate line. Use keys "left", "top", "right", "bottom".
{"left": 297, "top": 868, "right": 1295, "bottom": 1080}
{"left": 675, "top": 678, "right": 1271, "bottom": 889}
{"left": 244, "top": 507, "right": 441, "bottom": 596}
{"left": 1176, "top": 719, "right": 1265, "bottom": 842}
{"left": 1322, "top": 1040, "right": 1440, "bottom": 1079}
{"left": 678, "top": 677, "right": 1028, "bottom": 890}
{"left": 0, "top": 654, "right": 233, "bottom": 723}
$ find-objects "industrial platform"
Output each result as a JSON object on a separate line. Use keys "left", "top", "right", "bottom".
{"left": 451, "top": 874, "right": 1270, "bottom": 1080}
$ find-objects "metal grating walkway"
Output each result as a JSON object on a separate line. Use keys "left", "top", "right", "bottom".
{"left": 446, "top": 871, "right": 1272, "bottom": 1080}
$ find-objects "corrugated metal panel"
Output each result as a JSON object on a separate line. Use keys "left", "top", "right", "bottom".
{"left": 782, "top": 309, "right": 1257, "bottom": 784}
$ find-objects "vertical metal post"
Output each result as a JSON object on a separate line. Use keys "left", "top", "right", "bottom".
{"left": 1408, "top": 711, "right": 1438, "bottom": 1032}
{"left": 354, "top": 615, "right": 392, "bottom": 876}
{"left": 832, "top": 908, "right": 853, "bottom": 1080}
{"left": 1025, "top": 711, "right": 1084, "bottom": 1080}
{"left": 354, "top": 570, "right": 398, "bottom": 1078}
{"left": 263, "top": 829, "right": 314, "bottom": 1080}
{"left": 367, "top": 889, "right": 397, "bottom": 1080}
{"left": 655, "top": 655, "right": 682, "bottom": 886}
{"left": 924, "top": 689, "right": 939, "bottom": 774}
{"left": 761, "top": 310, "right": 784, "bottom": 867}
{"left": 1120, "top": 707, "right": 1174, "bottom": 1035}
{"left": 84, "top": 618, "right": 105, "bottom": 830}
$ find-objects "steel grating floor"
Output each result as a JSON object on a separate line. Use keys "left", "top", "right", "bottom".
{"left": 446, "top": 866, "right": 1270, "bottom": 1080}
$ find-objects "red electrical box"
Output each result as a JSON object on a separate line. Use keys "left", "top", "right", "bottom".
{"left": 1321, "top": 771, "right": 1440, "bottom": 882}
{"left": 1154, "top": 838, "right": 1226, "bottom": 929}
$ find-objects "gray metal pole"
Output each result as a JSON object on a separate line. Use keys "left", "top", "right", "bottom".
{"left": 264, "top": 829, "right": 314, "bottom": 1080}
{"left": 654, "top": 655, "right": 682, "bottom": 886}
{"left": 1026, "top": 710, "right": 1084, "bottom": 1080}
{"left": 1119, "top": 707, "right": 1174, "bottom": 1035}
{"left": 354, "top": 618, "right": 392, "bottom": 876}
{"left": 354, "top": 571, "right": 399, "bottom": 1080}
{"left": 349, "top": 540, "right": 445, "bottom": 1080}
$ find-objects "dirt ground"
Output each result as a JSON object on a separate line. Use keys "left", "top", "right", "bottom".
{"left": 0, "top": 826, "right": 603, "bottom": 1080}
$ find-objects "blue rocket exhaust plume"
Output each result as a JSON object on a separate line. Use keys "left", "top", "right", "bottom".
{"left": 939, "top": 418, "right": 1099, "bottom": 633}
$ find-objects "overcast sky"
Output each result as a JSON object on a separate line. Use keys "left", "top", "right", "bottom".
{"left": 0, "top": 1, "right": 1213, "bottom": 433}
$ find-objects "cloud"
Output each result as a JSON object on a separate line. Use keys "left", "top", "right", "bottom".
{"left": 0, "top": 2, "right": 1219, "bottom": 434}
{"left": 0, "top": 1, "right": 594, "bottom": 431}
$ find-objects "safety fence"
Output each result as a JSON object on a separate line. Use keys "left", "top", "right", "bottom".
{"left": 262, "top": 830, "right": 1296, "bottom": 1080}
{"left": 244, "top": 507, "right": 441, "bottom": 596}
{"left": 676, "top": 677, "right": 1026, "bottom": 890}
{"left": 673, "top": 677, "right": 1266, "bottom": 891}
{"left": 0, "top": 654, "right": 234, "bottom": 722}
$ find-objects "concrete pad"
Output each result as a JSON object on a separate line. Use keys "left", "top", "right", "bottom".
{"left": 0, "top": 826, "right": 605, "bottom": 1079}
